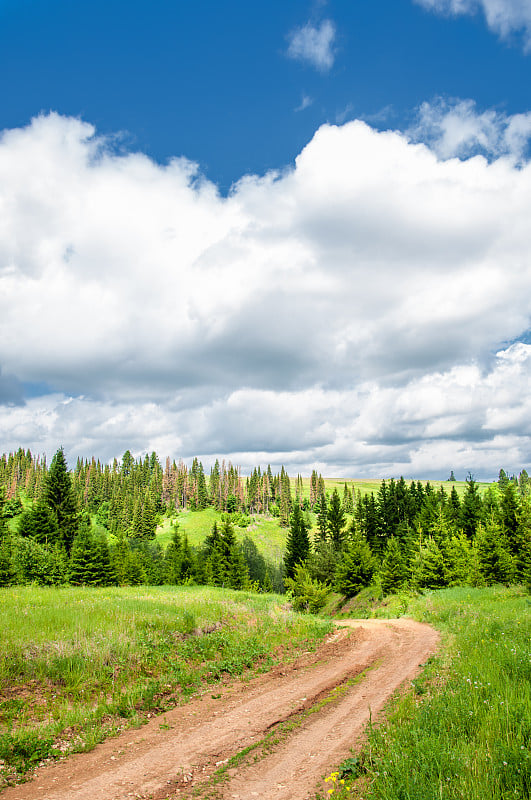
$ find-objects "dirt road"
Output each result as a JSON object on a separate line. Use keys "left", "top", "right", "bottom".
{"left": 2, "top": 618, "right": 439, "bottom": 800}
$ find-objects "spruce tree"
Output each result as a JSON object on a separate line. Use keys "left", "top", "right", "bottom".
{"left": 284, "top": 504, "right": 311, "bottom": 579}
{"left": 514, "top": 502, "right": 531, "bottom": 583}
{"left": 442, "top": 533, "right": 471, "bottom": 586}
{"left": 460, "top": 474, "right": 482, "bottom": 539}
{"left": 414, "top": 539, "right": 446, "bottom": 590}
{"left": 164, "top": 524, "right": 183, "bottom": 584}
{"left": 380, "top": 537, "right": 407, "bottom": 595}
{"left": 475, "top": 520, "right": 514, "bottom": 585}
{"left": 316, "top": 494, "right": 328, "bottom": 542}
{"left": 18, "top": 500, "right": 58, "bottom": 545}
{"left": 140, "top": 492, "right": 157, "bottom": 539}
{"left": 327, "top": 488, "right": 346, "bottom": 550}
{"left": 44, "top": 448, "right": 79, "bottom": 553}
{"left": 335, "top": 532, "right": 376, "bottom": 597}
{"left": 306, "top": 540, "right": 340, "bottom": 585}
{"left": 500, "top": 480, "right": 519, "bottom": 553}
{"left": 0, "top": 535, "right": 15, "bottom": 586}
{"left": 69, "top": 518, "right": 97, "bottom": 585}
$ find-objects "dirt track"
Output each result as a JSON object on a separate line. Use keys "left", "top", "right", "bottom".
{"left": 3, "top": 618, "right": 439, "bottom": 800}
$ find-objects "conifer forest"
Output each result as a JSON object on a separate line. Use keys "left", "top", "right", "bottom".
{"left": 1, "top": 447, "right": 530, "bottom": 602}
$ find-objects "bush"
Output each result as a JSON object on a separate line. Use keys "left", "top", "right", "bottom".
{"left": 285, "top": 563, "right": 330, "bottom": 614}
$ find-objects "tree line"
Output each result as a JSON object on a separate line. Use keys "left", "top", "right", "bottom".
{"left": 0, "top": 448, "right": 530, "bottom": 599}
{"left": 284, "top": 473, "right": 531, "bottom": 610}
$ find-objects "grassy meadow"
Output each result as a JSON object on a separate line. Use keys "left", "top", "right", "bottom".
{"left": 0, "top": 584, "right": 330, "bottom": 786}
{"left": 153, "top": 478, "right": 490, "bottom": 562}
{"left": 320, "top": 585, "right": 531, "bottom": 800}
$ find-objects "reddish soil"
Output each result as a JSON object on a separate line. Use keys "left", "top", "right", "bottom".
{"left": 2, "top": 618, "right": 439, "bottom": 800}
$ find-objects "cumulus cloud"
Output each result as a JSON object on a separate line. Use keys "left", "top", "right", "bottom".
{"left": 2, "top": 112, "right": 531, "bottom": 476}
{"left": 286, "top": 19, "right": 336, "bottom": 71}
{"left": 409, "top": 98, "right": 531, "bottom": 161}
{"left": 415, "top": 0, "right": 531, "bottom": 49}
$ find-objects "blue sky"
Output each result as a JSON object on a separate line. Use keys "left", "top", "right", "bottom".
{"left": 1, "top": 0, "right": 529, "bottom": 187}
{"left": 1, "top": 0, "right": 531, "bottom": 478}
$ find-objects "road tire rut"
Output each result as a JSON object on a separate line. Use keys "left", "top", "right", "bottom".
{"left": 1, "top": 618, "right": 439, "bottom": 800}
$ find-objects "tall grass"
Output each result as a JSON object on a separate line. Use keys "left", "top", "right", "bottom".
{"left": 322, "top": 586, "right": 530, "bottom": 800}
{"left": 0, "top": 585, "right": 330, "bottom": 785}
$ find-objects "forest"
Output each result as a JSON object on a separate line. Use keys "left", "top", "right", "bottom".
{"left": 0, "top": 447, "right": 530, "bottom": 604}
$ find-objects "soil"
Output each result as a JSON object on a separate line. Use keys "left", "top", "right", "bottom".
{"left": 2, "top": 618, "right": 439, "bottom": 800}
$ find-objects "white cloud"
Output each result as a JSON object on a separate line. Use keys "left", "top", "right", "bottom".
{"left": 2, "top": 112, "right": 531, "bottom": 477}
{"left": 295, "top": 94, "right": 314, "bottom": 112}
{"left": 409, "top": 98, "right": 531, "bottom": 161}
{"left": 286, "top": 19, "right": 336, "bottom": 71}
{"left": 415, "top": 0, "right": 531, "bottom": 49}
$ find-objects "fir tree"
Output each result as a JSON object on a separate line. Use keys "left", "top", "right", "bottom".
{"left": 140, "top": 492, "right": 157, "bottom": 539}
{"left": 441, "top": 533, "right": 471, "bottom": 586}
{"left": 475, "top": 520, "right": 514, "bottom": 585}
{"left": 460, "top": 474, "right": 482, "bottom": 539}
{"left": 316, "top": 494, "right": 328, "bottom": 542}
{"left": 18, "top": 500, "right": 59, "bottom": 545}
{"left": 44, "top": 448, "right": 79, "bottom": 553}
{"left": 500, "top": 480, "right": 519, "bottom": 553}
{"left": 0, "top": 535, "right": 15, "bottom": 586}
{"left": 414, "top": 539, "right": 446, "bottom": 590}
{"left": 306, "top": 540, "right": 340, "bottom": 585}
{"left": 335, "top": 532, "right": 377, "bottom": 597}
{"left": 448, "top": 485, "right": 461, "bottom": 523}
{"left": 380, "top": 537, "right": 407, "bottom": 595}
{"left": 327, "top": 488, "right": 346, "bottom": 550}
{"left": 342, "top": 482, "right": 353, "bottom": 513}
{"left": 164, "top": 524, "right": 183, "bottom": 584}
{"left": 284, "top": 504, "right": 311, "bottom": 580}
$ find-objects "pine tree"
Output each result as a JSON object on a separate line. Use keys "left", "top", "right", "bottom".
{"left": 335, "top": 532, "right": 376, "bottom": 597}
{"left": 306, "top": 540, "right": 340, "bottom": 585}
{"left": 113, "top": 534, "right": 131, "bottom": 585}
{"left": 460, "top": 474, "right": 482, "bottom": 539}
{"left": 0, "top": 535, "right": 15, "bottom": 586}
{"left": 327, "top": 488, "right": 346, "bottom": 550}
{"left": 441, "top": 533, "right": 471, "bottom": 586}
{"left": 414, "top": 539, "right": 446, "bottom": 589}
{"left": 514, "top": 502, "right": 531, "bottom": 583}
{"left": 69, "top": 518, "right": 97, "bottom": 585}
{"left": 475, "top": 520, "right": 514, "bottom": 585}
{"left": 140, "top": 492, "right": 157, "bottom": 539}
{"left": 44, "top": 448, "right": 79, "bottom": 553}
{"left": 380, "top": 537, "right": 407, "bottom": 595}
{"left": 342, "top": 482, "right": 353, "bottom": 513}
{"left": 18, "top": 500, "right": 58, "bottom": 545}
{"left": 164, "top": 524, "right": 183, "bottom": 584}
{"left": 500, "top": 480, "right": 519, "bottom": 554}
{"left": 448, "top": 485, "right": 461, "bottom": 523}
{"left": 316, "top": 494, "right": 328, "bottom": 542}
{"left": 284, "top": 504, "right": 311, "bottom": 580}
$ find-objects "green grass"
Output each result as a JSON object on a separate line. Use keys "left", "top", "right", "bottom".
{"left": 156, "top": 508, "right": 289, "bottom": 563}
{"left": 301, "top": 477, "right": 492, "bottom": 500}
{"left": 321, "top": 585, "right": 531, "bottom": 800}
{"left": 0, "top": 584, "right": 330, "bottom": 786}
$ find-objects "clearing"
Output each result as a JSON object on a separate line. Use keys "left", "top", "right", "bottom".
{"left": 2, "top": 617, "right": 439, "bottom": 800}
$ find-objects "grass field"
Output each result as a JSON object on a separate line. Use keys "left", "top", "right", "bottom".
{"left": 320, "top": 585, "right": 531, "bottom": 800}
{"left": 304, "top": 477, "right": 491, "bottom": 500}
{"left": 0, "top": 585, "right": 330, "bottom": 787}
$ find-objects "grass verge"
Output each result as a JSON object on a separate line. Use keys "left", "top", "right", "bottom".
{"left": 319, "top": 585, "right": 530, "bottom": 800}
{"left": 0, "top": 584, "right": 330, "bottom": 787}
